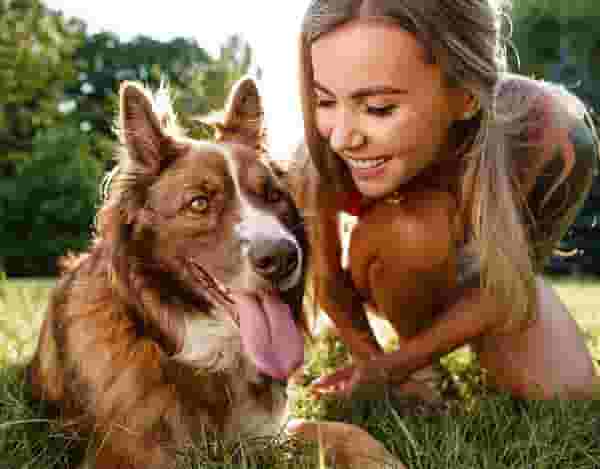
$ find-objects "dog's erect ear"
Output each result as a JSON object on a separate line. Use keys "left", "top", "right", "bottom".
{"left": 119, "top": 81, "right": 179, "bottom": 173}
{"left": 215, "top": 77, "right": 265, "bottom": 146}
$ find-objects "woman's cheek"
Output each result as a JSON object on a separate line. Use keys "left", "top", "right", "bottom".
{"left": 376, "top": 113, "right": 413, "bottom": 145}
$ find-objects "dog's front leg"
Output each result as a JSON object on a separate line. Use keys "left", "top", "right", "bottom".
{"left": 286, "top": 419, "right": 406, "bottom": 469}
{"left": 64, "top": 328, "right": 194, "bottom": 469}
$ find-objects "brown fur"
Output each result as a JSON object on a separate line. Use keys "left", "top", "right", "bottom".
{"left": 27, "top": 78, "right": 309, "bottom": 469}
{"left": 28, "top": 77, "right": 404, "bottom": 469}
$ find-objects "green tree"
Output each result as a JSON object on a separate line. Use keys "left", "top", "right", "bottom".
{"left": 191, "top": 34, "right": 256, "bottom": 112}
{"left": 66, "top": 32, "right": 255, "bottom": 150}
{"left": 0, "top": 0, "right": 84, "bottom": 176}
{"left": 0, "top": 124, "right": 102, "bottom": 276}
{"left": 0, "top": 3, "right": 257, "bottom": 275}
{"left": 512, "top": 0, "right": 600, "bottom": 110}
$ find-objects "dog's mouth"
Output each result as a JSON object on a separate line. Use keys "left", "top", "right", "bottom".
{"left": 230, "top": 290, "right": 304, "bottom": 382}
{"left": 188, "top": 261, "right": 303, "bottom": 381}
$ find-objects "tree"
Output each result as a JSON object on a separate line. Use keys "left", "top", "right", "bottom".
{"left": 0, "top": 2, "right": 257, "bottom": 275}
{"left": 190, "top": 34, "right": 256, "bottom": 112}
{"left": 512, "top": 6, "right": 600, "bottom": 112}
{"left": 65, "top": 32, "right": 256, "bottom": 153}
{"left": 0, "top": 0, "right": 84, "bottom": 176}
{"left": 0, "top": 124, "right": 102, "bottom": 276}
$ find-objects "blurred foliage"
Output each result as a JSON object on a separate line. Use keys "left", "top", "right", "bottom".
{"left": 512, "top": 1, "right": 600, "bottom": 275}
{"left": 0, "top": 125, "right": 102, "bottom": 276}
{"left": 0, "top": 0, "right": 255, "bottom": 275}
{"left": 513, "top": 0, "right": 600, "bottom": 20}
{"left": 0, "top": 0, "right": 84, "bottom": 177}
{"left": 67, "top": 32, "right": 256, "bottom": 161}
{"left": 512, "top": 4, "right": 600, "bottom": 111}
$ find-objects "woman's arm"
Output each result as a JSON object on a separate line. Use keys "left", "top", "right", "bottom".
{"left": 290, "top": 145, "right": 382, "bottom": 360}
{"left": 373, "top": 285, "right": 505, "bottom": 381}
{"left": 311, "top": 284, "right": 507, "bottom": 395}
{"left": 313, "top": 203, "right": 382, "bottom": 360}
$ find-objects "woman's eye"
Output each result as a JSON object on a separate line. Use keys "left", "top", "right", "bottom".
{"left": 188, "top": 196, "right": 209, "bottom": 214}
{"left": 316, "top": 98, "right": 336, "bottom": 108}
{"left": 366, "top": 104, "right": 397, "bottom": 117}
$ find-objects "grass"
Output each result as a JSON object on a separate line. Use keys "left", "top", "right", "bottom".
{"left": 551, "top": 275, "right": 600, "bottom": 362}
{"left": 0, "top": 276, "right": 54, "bottom": 364}
{"left": 1, "top": 274, "right": 599, "bottom": 468}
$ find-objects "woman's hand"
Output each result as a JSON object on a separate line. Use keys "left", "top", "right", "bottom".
{"left": 310, "top": 359, "right": 394, "bottom": 398}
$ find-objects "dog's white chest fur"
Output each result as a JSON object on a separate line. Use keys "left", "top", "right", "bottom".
{"left": 172, "top": 308, "right": 288, "bottom": 438}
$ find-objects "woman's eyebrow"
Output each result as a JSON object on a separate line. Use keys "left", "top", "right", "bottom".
{"left": 314, "top": 82, "right": 335, "bottom": 96}
{"left": 314, "top": 81, "right": 408, "bottom": 98}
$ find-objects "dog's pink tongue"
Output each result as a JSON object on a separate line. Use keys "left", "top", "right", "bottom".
{"left": 233, "top": 292, "right": 304, "bottom": 381}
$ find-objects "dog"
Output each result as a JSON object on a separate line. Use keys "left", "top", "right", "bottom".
{"left": 27, "top": 77, "right": 403, "bottom": 469}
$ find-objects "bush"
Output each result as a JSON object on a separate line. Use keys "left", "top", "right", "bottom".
{"left": 0, "top": 125, "right": 103, "bottom": 276}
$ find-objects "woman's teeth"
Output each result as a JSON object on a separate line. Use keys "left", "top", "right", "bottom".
{"left": 346, "top": 158, "right": 388, "bottom": 170}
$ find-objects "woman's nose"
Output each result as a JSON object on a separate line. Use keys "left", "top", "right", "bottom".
{"left": 329, "top": 114, "right": 365, "bottom": 154}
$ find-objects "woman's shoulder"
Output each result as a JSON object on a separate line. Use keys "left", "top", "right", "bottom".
{"left": 496, "top": 73, "right": 598, "bottom": 181}
{"left": 496, "top": 73, "right": 596, "bottom": 144}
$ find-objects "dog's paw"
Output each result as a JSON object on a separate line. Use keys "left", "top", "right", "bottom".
{"left": 286, "top": 418, "right": 405, "bottom": 469}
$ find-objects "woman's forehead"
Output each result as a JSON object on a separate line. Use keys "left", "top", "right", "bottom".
{"left": 311, "top": 19, "right": 438, "bottom": 95}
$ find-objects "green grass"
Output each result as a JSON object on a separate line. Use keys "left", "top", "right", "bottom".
{"left": 1, "top": 274, "right": 599, "bottom": 468}
{"left": 0, "top": 276, "right": 54, "bottom": 364}
{"left": 548, "top": 275, "right": 600, "bottom": 363}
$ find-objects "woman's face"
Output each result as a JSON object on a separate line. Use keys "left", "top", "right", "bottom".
{"left": 311, "top": 19, "right": 469, "bottom": 199}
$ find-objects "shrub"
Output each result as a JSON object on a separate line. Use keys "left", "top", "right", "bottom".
{"left": 0, "top": 125, "right": 103, "bottom": 276}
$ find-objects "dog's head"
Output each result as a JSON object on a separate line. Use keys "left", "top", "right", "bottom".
{"left": 97, "top": 77, "right": 307, "bottom": 382}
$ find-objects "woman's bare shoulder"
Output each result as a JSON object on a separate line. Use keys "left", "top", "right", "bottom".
{"left": 496, "top": 73, "right": 598, "bottom": 191}
{"left": 497, "top": 73, "right": 593, "bottom": 136}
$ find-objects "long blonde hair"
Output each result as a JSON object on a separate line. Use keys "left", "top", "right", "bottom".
{"left": 299, "top": 0, "right": 542, "bottom": 323}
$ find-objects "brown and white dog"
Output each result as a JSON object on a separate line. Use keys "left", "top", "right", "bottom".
{"left": 27, "top": 77, "right": 402, "bottom": 469}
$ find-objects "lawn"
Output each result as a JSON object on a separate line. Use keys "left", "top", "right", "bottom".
{"left": 1, "top": 274, "right": 599, "bottom": 468}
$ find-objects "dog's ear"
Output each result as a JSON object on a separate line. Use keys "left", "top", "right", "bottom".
{"left": 215, "top": 76, "right": 266, "bottom": 147}
{"left": 119, "top": 81, "right": 180, "bottom": 174}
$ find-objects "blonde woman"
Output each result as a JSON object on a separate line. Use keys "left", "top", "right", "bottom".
{"left": 292, "top": 0, "right": 600, "bottom": 400}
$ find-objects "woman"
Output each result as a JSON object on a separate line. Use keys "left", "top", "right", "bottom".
{"left": 292, "top": 0, "right": 599, "bottom": 400}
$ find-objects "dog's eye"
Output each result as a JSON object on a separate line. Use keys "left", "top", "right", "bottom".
{"left": 188, "top": 196, "right": 209, "bottom": 214}
{"left": 262, "top": 178, "right": 283, "bottom": 204}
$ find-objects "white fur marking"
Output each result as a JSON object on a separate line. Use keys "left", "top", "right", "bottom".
{"left": 172, "top": 313, "right": 243, "bottom": 373}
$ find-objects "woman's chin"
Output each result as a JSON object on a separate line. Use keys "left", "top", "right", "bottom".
{"left": 349, "top": 160, "right": 413, "bottom": 199}
{"left": 353, "top": 176, "right": 410, "bottom": 200}
{"left": 353, "top": 181, "right": 391, "bottom": 200}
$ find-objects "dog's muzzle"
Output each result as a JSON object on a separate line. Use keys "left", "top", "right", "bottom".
{"left": 248, "top": 237, "right": 300, "bottom": 285}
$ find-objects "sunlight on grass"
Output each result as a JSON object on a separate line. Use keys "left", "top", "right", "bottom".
{"left": 0, "top": 276, "right": 55, "bottom": 365}
{"left": 550, "top": 275, "right": 600, "bottom": 362}
{"left": 0, "top": 273, "right": 599, "bottom": 468}
{"left": 552, "top": 275, "right": 600, "bottom": 324}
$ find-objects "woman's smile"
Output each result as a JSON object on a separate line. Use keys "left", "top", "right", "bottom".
{"left": 311, "top": 19, "right": 469, "bottom": 199}
{"left": 342, "top": 156, "right": 391, "bottom": 180}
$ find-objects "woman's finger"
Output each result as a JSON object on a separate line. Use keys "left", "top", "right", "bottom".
{"left": 311, "top": 367, "right": 354, "bottom": 387}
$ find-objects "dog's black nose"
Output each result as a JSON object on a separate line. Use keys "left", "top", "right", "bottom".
{"left": 249, "top": 238, "right": 299, "bottom": 282}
